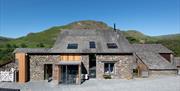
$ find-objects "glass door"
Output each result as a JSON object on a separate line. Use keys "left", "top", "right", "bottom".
{"left": 61, "top": 65, "right": 78, "bottom": 84}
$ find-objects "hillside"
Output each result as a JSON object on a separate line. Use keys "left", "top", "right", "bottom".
{"left": 123, "top": 31, "right": 180, "bottom": 56}
{"left": 154, "top": 34, "right": 180, "bottom": 40}
{"left": 122, "top": 30, "right": 156, "bottom": 44}
{"left": 0, "top": 20, "right": 111, "bottom": 48}
{"left": 0, "top": 20, "right": 180, "bottom": 65}
{"left": 0, "top": 36, "right": 13, "bottom": 44}
{"left": 151, "top": 34, "right": 180, "bottom": 57}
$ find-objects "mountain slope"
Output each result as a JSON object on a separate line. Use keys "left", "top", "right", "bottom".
{"left": 123, "top": 32, "right": 180, "bottom": 56}
{"left": 122, "top": 30, "right": 156, "bottom": 43}
{"left": 0, "top": 20, "right": 179, "bottom": 65}
{"left": 3, "top": 20, "right": 111, "bottom": 48}
{"left": 151, "top": 34, "right": 180, "bottom": 57}
{"left": 0, "top": 36, "right": 13, "bottom": 44}
{"left": 154, "top": 34, "right": 180, "bottom": 40}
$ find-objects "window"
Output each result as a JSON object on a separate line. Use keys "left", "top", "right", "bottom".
{"left": 89, "top": 41, "right": 96, "bottom": 48}
{"left": 107, "top": 43, "right": 118, "bottom": 48}
{"left": 67, "top": 43, "right": 78, "bottom": 49}
{"left": 104, "top": 63, "right": 115, "bottom": 74}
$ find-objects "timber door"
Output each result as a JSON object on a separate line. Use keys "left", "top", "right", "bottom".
{"left": 61, "top": 65, "right": 78, "bottom": 84}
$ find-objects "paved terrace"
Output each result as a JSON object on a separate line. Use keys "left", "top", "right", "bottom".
{"left": 0, "top": 76, "right": 180, "bottom": 91}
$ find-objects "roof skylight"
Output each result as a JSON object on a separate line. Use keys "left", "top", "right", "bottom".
{"left": 107, "top": 43, "right": 118, "bottom": 49}
{"left": 67, "top": 43, "right": 78, "bottom": 49}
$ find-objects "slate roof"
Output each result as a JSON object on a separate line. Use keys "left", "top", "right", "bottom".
{"left": 14, "top": 29, "right": 132, "bottom": 53}
{"left": 136, "top": 52, "right": 176, "bottom": 69}
{"left": 51, "top": 29, "right": 132, "bottom": 53}
{"left": 133, "top": 44, "right": 175, "bottom": 69}
{"left": 132, "top": 44, "right": 173, "bottom": 53}
{"left": 13, "top": 48, "right": 51, "bottom": 53}
{"left": 175, "top": 57, "right": 180, "bottom": 67}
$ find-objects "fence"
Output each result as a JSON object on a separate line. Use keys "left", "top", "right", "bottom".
{"left": 0, "top": 68, "right": 15, "bottom": 82}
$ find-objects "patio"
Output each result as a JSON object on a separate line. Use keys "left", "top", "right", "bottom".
{"left": 0, "top": 76, "right": 180, "bottom": 91}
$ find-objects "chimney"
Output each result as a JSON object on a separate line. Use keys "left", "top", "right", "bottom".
{"left": 113, "top": 23, "right": 116, "bottom": 31}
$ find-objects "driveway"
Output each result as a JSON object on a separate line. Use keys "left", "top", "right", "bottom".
{"left": 0, "top": 76, "right": 180, "bottom": 91}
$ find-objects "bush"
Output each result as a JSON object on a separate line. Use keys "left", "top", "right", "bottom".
{"left": 103, "top": 74, "right": 111, "bottom": 79}
{"left": 36, "top": 43, "right": 45, "bottom": 47}
{"left": 20, "top": 43, "right": 27, "bottom": 48}
{"left": 133, "top": 69, "right": 138, "bottom": 73}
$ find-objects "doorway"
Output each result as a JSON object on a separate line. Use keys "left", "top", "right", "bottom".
{"left": 89, "top": 54, "right": 96, "bottom": 78}
{"left": 61, "top": 65, "right": 78, "bottom": 84}
{"left": 44, "top": 64, "right": 53, "bottom": 80}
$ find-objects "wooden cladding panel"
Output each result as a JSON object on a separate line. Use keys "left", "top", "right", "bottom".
{"left": 74, "top": 55, "right": 80, "bottom": 61}
{"left": 53, "top": 65, "right": 60, "bottom": 81}
{"left": 68, "top": 54, "right": 74, "bottom": 61}
{"left": 15, "top": 53, "right": 26, "bottom": 83}
{"left": 60, "top": 54, "right": 81, "bottom": 61}
{"left": 58, "top": 66, "right": 61, "bottom": 82}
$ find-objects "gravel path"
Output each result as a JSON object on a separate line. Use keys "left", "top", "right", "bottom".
{"left": 0, "top": 76, "right": 180, "bottom": 91}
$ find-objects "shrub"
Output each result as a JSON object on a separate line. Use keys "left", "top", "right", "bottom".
{"left": 103, "top": 74, "right": 111, "bottom": 79}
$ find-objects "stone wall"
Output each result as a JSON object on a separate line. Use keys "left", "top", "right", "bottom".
{"left": 96, "top": 55, "right": 133, "bottom": 79}
{"left": 29, "top": 54, "right": 133, "bottom": 81}
{"left": 28, "top": 54, "right": 89, "bottom": 81}
{"left": 149, "top": 70, "right": 177, "bottom": 76}
{"left": 81, "top": 55, "right": 89, "bottom": 74}
{"left": 0, "top": 62, "right": 17, "bottom": 71}
{"left": 29, "top": 55, "right": 59, "bottom": 81}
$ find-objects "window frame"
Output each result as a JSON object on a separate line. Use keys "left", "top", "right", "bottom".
{"left": 67, "top": 43, "right": 78, "bottom": 49}
{"left": 107, "top": 43, "right": 118, "bottom": 49}
{"left": 89, "top": 41, "right": 96, "bottom": 48}
{"left": 104, "top": 62, "right": 115, "bottom": 74}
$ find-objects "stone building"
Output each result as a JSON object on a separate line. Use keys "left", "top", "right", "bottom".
{"left": 13, "top": 29, "right": 177, "bottom": 85}
{"left": 175, "top": 57, "right": 180, "bottom": 75}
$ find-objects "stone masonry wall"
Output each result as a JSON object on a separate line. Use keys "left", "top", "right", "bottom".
{"left": 96, "top": 55, "right": 133, "bottom": 79}
{"left": 29, "top": 55, "right": 59, "bottom": 81}
{"left": 81, "top": 55, "right": 89, "bottom": 74}
{"left": 29, "top": 54, "right": 134, "bottom": 81}
{"left": 28, "top": 54, "right": 89, "bottom": 81}
{"left": 149, "top": 70, "right": 177, "bottom": 76}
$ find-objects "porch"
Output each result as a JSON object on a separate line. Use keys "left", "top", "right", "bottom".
{"left": 52, "top": 61, "right": 81, "bottom": 85}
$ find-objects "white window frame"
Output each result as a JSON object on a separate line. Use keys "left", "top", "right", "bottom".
{"left": 104, "top": 62, "right": 115, "bottom": 75}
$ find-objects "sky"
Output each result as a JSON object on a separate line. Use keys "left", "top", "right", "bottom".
{"left": 0, "top": 0, "right": 180, "bottom": 38}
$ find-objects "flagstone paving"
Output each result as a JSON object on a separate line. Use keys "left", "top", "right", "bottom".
{"left": 0, "top": 76, "right": 180, "bottom": 91}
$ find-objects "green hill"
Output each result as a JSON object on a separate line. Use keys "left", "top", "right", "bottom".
{"left": 123, "top": 31, "right": 180, "bottom": 56}
{"left": 0, "top": 20, "right": 180, "bottom": 65}
{"left": 1, "top": 20, "right": 111, "bottom": 48}
{"left": 152, "top": 34, "right": 180, "bottom": 57}
{"left": 122, "top": 30, "right": 156, "bottom": 44}
{"left": 0, "top": 36, "right": 13, "bottom": 45}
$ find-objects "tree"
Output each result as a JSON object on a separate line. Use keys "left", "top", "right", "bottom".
{"left": 5, "top": 43, "right": 12, "bottom": 48}
{"left": 20, "top": 43, "right": 27, "bottom": 48}
{"left": 126, "top": 37, "right": 139, "bottom": 44}
{"left": 12, "top": 44, "right": 18, "bottom": 48}
{"left": 36, "top": 43, "right": 45, "bottom": 47}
